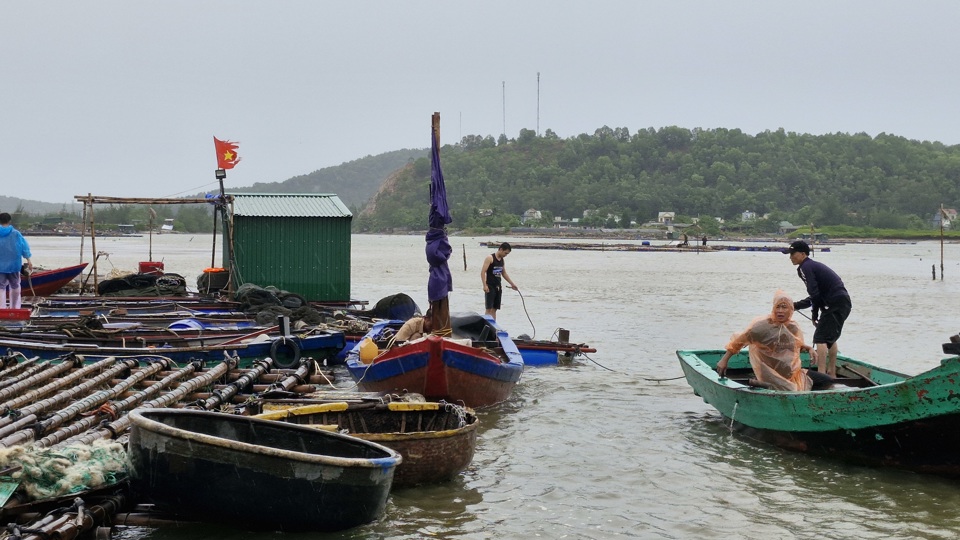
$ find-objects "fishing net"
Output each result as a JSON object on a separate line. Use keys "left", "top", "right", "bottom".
{"left": 235, "top": 283, "right": 344, "bottom": 327}
{"left": 0, "top": 440, "right": 127, "bottom": 501}
{"left": 97, "top": 273, "right": 187, "bottom": 297}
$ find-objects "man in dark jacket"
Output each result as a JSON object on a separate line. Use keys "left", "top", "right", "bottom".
{"left": 786, "top": 240, "right": 851, "bottom": 377}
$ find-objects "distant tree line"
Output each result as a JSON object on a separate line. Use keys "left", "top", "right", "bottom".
{"left": 16, "top": 204, "right": 215, "bottom": 233}
{"left": 353, "top": 126, "right": 960, "bottom": 234}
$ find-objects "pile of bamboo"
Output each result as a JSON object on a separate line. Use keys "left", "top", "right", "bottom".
{"left": 0, "top": 351, "right": 339, "bottom": 535}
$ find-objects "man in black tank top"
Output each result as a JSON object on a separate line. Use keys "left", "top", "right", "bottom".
{"left": 480, "top": 242, "right": 519, "bottom": 321}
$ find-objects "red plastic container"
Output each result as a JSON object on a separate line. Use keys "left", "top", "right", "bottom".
{"left": 0, "top": 308, "right": 30, "bottom": 320}
{"left": 139, "top": 261, "right": 165, "bottom": 275}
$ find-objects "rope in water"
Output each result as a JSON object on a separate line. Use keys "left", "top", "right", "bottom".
{"left": 513, "top": 288, "right": 536, "bottom": 339}
{"left": 579, "top": 352, "right": 615, "bottom": 372}
{"left": 642, "top": 375, "right": 686, "bottom": 382}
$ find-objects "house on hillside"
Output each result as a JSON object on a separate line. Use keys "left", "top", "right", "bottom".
{"left": 657, "top": 212, "right": 675, "bottom": 226}
{"left": 521, "top": 208, "right": 542, "bottom": 224}
{"left": 741, "top": 210, "right": 757, "bottom": 222}
{"left": 553, "top": 216, "right": 580, "bottom": 228}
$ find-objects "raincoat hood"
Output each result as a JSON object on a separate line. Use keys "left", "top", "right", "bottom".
{"left": 0, "top": 225, "right": 12, "bottom": 238}
{"left": 767, "top": 290, "right": 795, "bottom": 324}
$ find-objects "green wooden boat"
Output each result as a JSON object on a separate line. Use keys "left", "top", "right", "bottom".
{"left": 677, "top": 347, "right": 960, "bottom": 476}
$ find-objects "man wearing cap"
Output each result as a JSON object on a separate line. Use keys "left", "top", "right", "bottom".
{"left": 786, "top": 240, "right": 851, "bottom": 377}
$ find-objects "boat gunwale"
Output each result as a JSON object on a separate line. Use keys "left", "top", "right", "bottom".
{"left": 129, "top": 408, "right": 402, "bottom": 469}
{"left": 677, "top": 348, "right": 960, "bottom": 432}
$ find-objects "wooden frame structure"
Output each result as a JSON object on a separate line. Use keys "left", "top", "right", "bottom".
{"left": 73, "top": 194, "right": 232, "bottom": 293}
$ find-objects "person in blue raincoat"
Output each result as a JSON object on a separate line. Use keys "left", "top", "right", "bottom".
{"left": 0, "top": 212, "right": 32, "bottom": 309}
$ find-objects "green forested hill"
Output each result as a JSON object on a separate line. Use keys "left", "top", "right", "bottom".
{"left": 231, "top": 148, "right": 426, "bottom": 211}
{"left": 354, "top": 127, "right": 960, "bottom": 233}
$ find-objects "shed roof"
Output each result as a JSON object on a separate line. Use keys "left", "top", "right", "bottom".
{"left": 228, "top": 193, "right": 352, "bottom": 218}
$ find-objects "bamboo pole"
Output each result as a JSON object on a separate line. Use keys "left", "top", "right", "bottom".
{"left": 57, "top": 357, "right": 237, "bottom": 447}
{"left": 198, "top": 357, "right": 273, "bottom": 410}
{"left": 0, "top": 360, "right": 170, "bottom": 447}
{"left": 0, "top": 360, "right": 136, "bottom": 438}
{"left": 0, "top": 355, "right": 42, "bottom": 379}
{"left": 0, "top": 357, "right": 121, "bottom": 429}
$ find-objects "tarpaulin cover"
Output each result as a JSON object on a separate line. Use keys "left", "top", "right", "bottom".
{"left": 426, "top": 124, "right": 453, "bottom": 303}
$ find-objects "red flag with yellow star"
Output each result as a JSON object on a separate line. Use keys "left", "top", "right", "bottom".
{"left": 213, "top": 137, "right": 241, "bottom": 169}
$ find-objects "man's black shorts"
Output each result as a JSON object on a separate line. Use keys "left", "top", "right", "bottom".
{"left": 484, "top": 286, "right": 502, "bottom": 310}
{"left": 813, "top": 297, "right": 852, "bottom": 347}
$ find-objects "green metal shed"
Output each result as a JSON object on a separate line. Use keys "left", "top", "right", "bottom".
{"left": 225, "top": 193, "right": 352, "bottom": 302}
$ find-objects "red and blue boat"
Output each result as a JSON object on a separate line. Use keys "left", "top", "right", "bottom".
{"left": 345, "top": 316, "right": 523, "bottom": 408}
{"left": 22, "top": 263, "right": 88, "bottom": 297}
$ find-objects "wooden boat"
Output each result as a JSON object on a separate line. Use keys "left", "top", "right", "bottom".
{"left": 677, "top": 346, "right": 960, "bottom": 476}
{"left": 447, "top": 312, "right": 595, "bottom": 366}
{"left": 345, "top": 314, "right": 523, "bottom": 408}
{"left": 127, "top": 408, "right": 401, "bottom": 532}
{"left": 255, "top": 400, "right": 479, "bottom": 487}
{"left": 0, "top": 329, "right": 345, "bottom": 368}
{"left": 21, "top": 263, "right": 88, "bottom": 297}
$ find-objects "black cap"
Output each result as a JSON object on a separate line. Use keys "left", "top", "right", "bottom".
{"left": 786, "top": 240, "right": 810, "bottom": 255}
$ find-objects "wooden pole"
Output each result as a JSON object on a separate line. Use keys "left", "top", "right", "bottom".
{"left": 810, "top": 222, "right": 815, "bottom": 258}
{"left": 79, "top": 202, "right": 87, "bottom": 263}
{"left": 89, "top": 199, "right": 99, "bottom": 293}
{"left": 941, "top": 203, "right": 945, "bottom": 281}
{"left": 430, "top": 112, "right": 451, "bottom": 335}
{"left": 148, "top": 207, "right": 156, "bottom": 261}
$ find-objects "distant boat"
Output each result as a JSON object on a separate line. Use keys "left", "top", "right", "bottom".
{"left": 22, "top": 263, "right": 88, "bottom": 297}
{"left": 159, "top": 218, "right": 174, "bottom": 233}
{"left": 127, "top": 408, "right": 401, "bottom": 532}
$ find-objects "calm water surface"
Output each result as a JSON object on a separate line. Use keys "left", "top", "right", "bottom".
{"left": 26, "top": 234, "right": 960, "bottom": 539}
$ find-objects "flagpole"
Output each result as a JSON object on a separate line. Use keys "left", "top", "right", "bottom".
{"left": 212, "top": 168, "right": 226, "bottom": 271}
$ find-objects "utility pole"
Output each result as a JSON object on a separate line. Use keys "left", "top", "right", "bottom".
{"left": 537, "top": 72, "right": 540, "bottom": 136}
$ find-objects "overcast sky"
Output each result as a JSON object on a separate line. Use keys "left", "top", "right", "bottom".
{"left": 3, "top": 1, "right": 959, "bottom": 204}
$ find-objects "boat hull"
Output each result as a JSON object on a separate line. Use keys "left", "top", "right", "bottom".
{"left": 127, "top": 408, "right": 401, "bottom": 532}
{"left": 0, "top": 331, "right": 345, "bottom": 368}
{"left": 346, "top": 320, "right": 523, "bottom": 408}
{"left": 257, "top": 401, "right": 479, "bottom": 487}
{"left": 678, "top": 349, "right": 960, "bottom": 476}
{"left": 22, "top": 263, "right": 88, "bottom": 297}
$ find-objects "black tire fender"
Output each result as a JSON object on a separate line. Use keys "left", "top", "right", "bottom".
{"left": 270, "top": 338, "right": 302, "bottom": 369}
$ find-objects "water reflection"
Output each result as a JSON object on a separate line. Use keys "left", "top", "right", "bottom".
{"left": 683, "top": 411, "right": 960, "bottom": 539}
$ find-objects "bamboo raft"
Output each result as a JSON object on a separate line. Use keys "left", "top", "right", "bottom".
{"left": 0, "top": 351, "right": 387, "bottom": 536}
{"left": 481, "top": 241, "right": 832, "bottom": 253}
